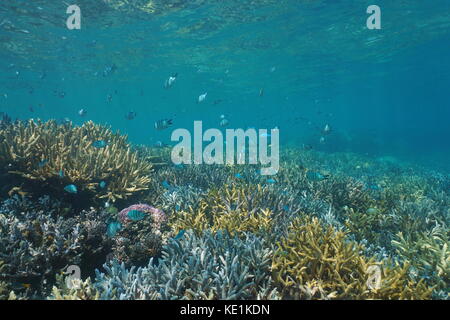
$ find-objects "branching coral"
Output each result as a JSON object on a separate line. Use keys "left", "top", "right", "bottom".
{"left": 272, "top": 217, "right": 432, "bottom": 299}
{"left": 48, "top": 275, "right": 100, "bottom": 300}
{"left": 392, "top": 227, "right": 449, "bottom": 296}
{"left": 0, "top": 120, "right": 152, "bottom": 202}
{"left": 95, "top": 231, "right": 279, "bottom": 300}
{"left": 0, "top": 196, "right": 112, "bottom": 298}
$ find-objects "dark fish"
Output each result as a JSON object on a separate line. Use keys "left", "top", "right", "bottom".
{"left": 125, "top": 111, "right": 137, "bottom": 120}
{"left": 154, "top": 119, "right": 173, "bottom": 130}
{"left": 103, "top": 64, "right": 117, "bottom": 77}
{"left": 154, "top": 141, "right": 169, "bottom": 148}
{"left": 259, "top": 88, "right": 264, "bottom": 97}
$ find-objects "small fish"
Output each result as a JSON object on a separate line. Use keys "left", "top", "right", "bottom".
{"left": 306, "top": 171, "right": 329, "bottom": 181}
{"left": 64, "top": 184, "right": 78, "bottom": 194}
{"left": 124, "top": 111, "right": 137, "bottom": 120}
{"left": 366, "top": 208, "right": 379, "bottom": 214}
{"left": 322, "top": 124, "right": 331, "bottom": 135}
{"left": 105, "top": 205, "right": 118, "bottom": 215}
{"left": 155, "top": 119, "right": 173, "bottom": 130}
{"left": 282, "top": 205, "right": 290, "bottom": 211}
{"left": 319, "top": 136, "right": 325, "bottom": 143}
{"left": 106, "top": 221, "right": 122, "bottom": 237}
{"left": 78, "top": 108, "right": 87, "bottom": 117}
{"left": 173, "top": 230, "right": 185, "bottom": 240}
{"left": 219, "top": 118, "right": 229, "bottom": 127}
{"left": 270, "top": 66, "right": 276, "bottom": 73}
{"left": 175, "top": 204, "right": 181, "bottom": 211}
{"left": 367, "top": 184, "right": 382, "bottom": 191}
{"left": 29, "top": 106, "right": 34, "bottom": 112}
{"left": 103, "top": 64, "right": 117, "bottom": 77}
{"left": 164, "top": 73, "right": 177, "bottom": 89}
{"left": 266, "top": 178, "right": 276, "bottom": 184}
{"left": 259, "top": 88, "right": 264, "bottom": 97}
{"left": 302, "top": 144, "right": 313, "bottom": 151}
{"left": 198, "top": 92, "right": 207, "bottom": 103}
{"left": 127, "top": 210, "right": 146, "bottom": 221}
{"left": 38, "top": 159, "right": 48, "bottom": 168}
{"left": 213, "top": 99, "right": 222, "bottom": 105}
{"left": 58, "top": 169, "right": 64, "bottom": 178}
{"left": 92, "top": 140, "right": 108, "bottom": 148}
{"left": 235, "top": 173, "right": 243, "bottom": 179}
{"left": 106, "top": 94, "right": 112, "bottom": 102}
{"left": 99, "top": 181, "right": 107, "bottom": 189}
{"left": 154, "top": 141, "right": 169, "bottom": 148}
{"left": 162, "top": 180, "right": 172, "bottom": 190}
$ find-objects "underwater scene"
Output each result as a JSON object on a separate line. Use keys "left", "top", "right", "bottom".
{"left": 0, "top": 0, "right": 449, "bottom": 301}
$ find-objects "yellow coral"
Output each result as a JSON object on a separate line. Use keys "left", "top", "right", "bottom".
{"left": 272, "top": 217, "right": 432, "bottom": 299}
{"left": 0, "top": 120, "right": 152, "bottom": 202}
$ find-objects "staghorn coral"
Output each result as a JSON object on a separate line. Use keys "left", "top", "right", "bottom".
{"left": 0, "top": 119, "right": 152, "bottom": 202}
{"left": 392, "top": 226, "right": 449, "bottom": 296}
{"left": 94, "top": 231, "right": 279, "bottom": 300}
{"left": 168, "top": 184, "right": 285, "bottom": 238}
{"left": 47, "top": 275, "right": 100, "bottom": 300}
{"left": 0, "top": 195, "right": 111, "bottom": 299}
{"left": 272, "top": 217, "right": 432, "bottom": 299}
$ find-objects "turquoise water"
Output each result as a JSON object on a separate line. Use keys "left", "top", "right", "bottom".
{"left": 2, "top": 0, "right": 450, "bottom": 169}
{"left": 0, "top": 1, "right": 449, "bottom": 300}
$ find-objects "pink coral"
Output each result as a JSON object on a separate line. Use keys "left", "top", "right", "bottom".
{"left": 118, "top": 203, "right": 166, "bottom": 227}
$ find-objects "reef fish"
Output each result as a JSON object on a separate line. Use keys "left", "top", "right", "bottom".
{"left": 198, "top": 92, "right": 207, "bottom": 103}
{"left": 174, "top": 230, "right": 185, "bottom": 240}
{"left": 64, "top": 184, "right": 78, "bottom": 194}
{"left": 154, "top": 119, "right": 173, "bottom": 130}
{"left": 266, "top": 178, "right": 276, "bottom": 184}
{"left": 107, "top": 221, "right": 122, "bottom": 237}
{"left": 92, "top": 140, "right": 108, "bottom": 148}
{"left": 127, "top": 210, "right": 146, "bottom": 221}
{"left": 99, "top": 181, "right": 107, "bottom": 189}
{"left": 306, "top": 171, "right": 329, "bottom": 181}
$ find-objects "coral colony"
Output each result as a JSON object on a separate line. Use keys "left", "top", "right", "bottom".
{"left": 0, "top": 119, "right": 447, "bottom": 300}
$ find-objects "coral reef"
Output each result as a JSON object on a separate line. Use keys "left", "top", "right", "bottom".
{"left": 0, "top": 146, "right": 448, "bottom": 300}
{"left": 0, "top": 120, "right": 153, "bottom": 203}
{"left": 0, "top": 195, "right": 111, "bottom": 298}
{"left": 272, "top": 217, "right": 433, "bottom": 299}
{"left": 110, "top": 204, "right": 170, "bottom": 266}
{"left": 94, "top": 231, "right": 279, "bottom": 300}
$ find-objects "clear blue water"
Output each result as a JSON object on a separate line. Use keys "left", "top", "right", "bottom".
{"left": 1, "top": 1, "right": 449, "bottom": 172}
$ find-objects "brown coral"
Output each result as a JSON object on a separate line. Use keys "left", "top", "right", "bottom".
{"left": 0, "top": 120, "right": 152, "bottom": 202}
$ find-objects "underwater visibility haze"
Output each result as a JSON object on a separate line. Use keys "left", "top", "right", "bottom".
{"left": 0, "top": 0, "right": 449, "bottom": 300}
